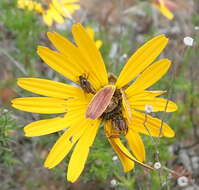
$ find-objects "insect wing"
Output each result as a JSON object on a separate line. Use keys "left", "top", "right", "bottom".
{"left": 86, "top": 85, "right": 116, "bottom": 119}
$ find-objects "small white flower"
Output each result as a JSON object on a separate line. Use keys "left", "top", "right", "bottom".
{"left": 121, "top": 53, "right": 127, "bottom": 59}
{"left": 110, "top": 179, "right": 118, "bottom": 187}
{"left": 145, "top": 105, "right": 153, "bottom": 113}
{"left": 183, "top": 36, "right": 194, "bottom": 46}
{"left": 177, "top": 176, "right": 188, "bottom": 187}
{"left": 119, "top": 54, "right": 128, "bottom": 62}
{"left": 194, "top": 26, "right": 199, "bottom": 30}
{"left": 112, "top": 156, "right": 118, "bottom": 161}
{"left": 154, "top": 162, "right": 161, "bottom": 169}
{"left": 3, "top": 109, "right": 8, "bottom": 113}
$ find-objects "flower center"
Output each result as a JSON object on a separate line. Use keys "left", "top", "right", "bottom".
{"left": 81, "top": 73, "right": 128, "bottom": 137}
{"left": 101, "top": 89, "right": 128, "bottom": 136}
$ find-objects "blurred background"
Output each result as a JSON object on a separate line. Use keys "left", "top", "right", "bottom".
{"left": 0, "top": 0, "right": 199, "bottom": 189}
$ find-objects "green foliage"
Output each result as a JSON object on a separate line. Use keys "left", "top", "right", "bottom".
{"left": 0, "top": 109, "right": 18, "bottom": 167}
{"left": 0, "top": 0, "right": 47, "bottom": 76}
{"left": 83, "top": 130, "right": 121, "bottom": 183}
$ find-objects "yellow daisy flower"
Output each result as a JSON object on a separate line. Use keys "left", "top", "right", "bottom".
{"left": 12, "top": 23, "right": 177, "bottom": 182}
{"left": 85, "top": 27, "right": 103, "bottom": 49}
{"left": 17, "top": 0, "right": 43, "bottom": 13}
{"left": 42, "top": 0, "right": 80, "bottom": 26}
{"left": 17, "top": 0, "right": 80, "bottom": 26}
{"left": 152, "top": 0, "right": 174, "bottom": 20}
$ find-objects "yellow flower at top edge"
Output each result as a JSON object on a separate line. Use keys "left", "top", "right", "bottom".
{"left": 17, "top": 0, "right": 80, "bottom": 26}
{"left": 17, "top": 0, "right": 43, "bottom": 13}
{"left": 42, "top": 0, "right": 80, "bottom": 26}
{"left": 152, "top": 0, "right": 174, "bottom": 20}
{"left": 12, "top": 23, "right": 178, "bottom": 182}
{"left": 85, "top": 27, "right": 103, "bottom": 49}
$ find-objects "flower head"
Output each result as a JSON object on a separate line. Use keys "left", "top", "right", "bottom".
{"left": 17, "top": 0, "right": 43, "bottom": 13}
{"left": 110, "top": 179, "right": 118, "bottom": 187}
{"left": 154, "top": 162, "right": 161, "bottom": 169}
{"left": 17, "top": 0, "right": 80, "bottom": 26}
{"left": 12, "top": 23, "right": 177, "bottom": 182}
{"left": 183, "top": 36, "right": 194, "bottom": 46}
{"left": 177, "top": 176, "right": 188, "bottom": 187}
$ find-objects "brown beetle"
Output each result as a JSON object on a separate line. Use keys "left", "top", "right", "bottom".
{"left": 79, "top": 75, "right": 96, "bottom": 94}
{"left": 104, "top": 89, "right": 122, "bottom": 113}
{"left": 111, "top": 115, "right": 128, "bottom": 136}
{"left": 100, "top": 89, "right": 128, "bottom": 137}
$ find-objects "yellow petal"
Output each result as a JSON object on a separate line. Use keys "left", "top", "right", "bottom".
{"left": 108, "top": 138, "right": 134, "bottom": 172}
{"left": 130, "top": 111, "right": 175, "bottom": 137}
{"left": 17, "top": 78, "right": 83, "bottom": 99}
{"left": 156, "top": 0, "right": 174, "bottom": 20}
{"left": 27, "top": 1, "right": 34, "bottom": 10}
{"left": 24, "top": 117, "right": 69, "bottom": 136}
{"left": 130, "top": 97, "right": 178, "bottom": 112}
{"left": 159, "top": 6, "right": 174, "bottom": 20}
{"left": 128, "top": 90, "right": 167, "bottom": 99}
{"left": 85, "top": 27, "right": 102, "bottom": 49}
{"left": 85, "top": 27, "right": 94, "bottom": 40}
{"left": 62, "top": 0, "right": 80, "bottom": 3}
{"left": 37, "top": 46, "right": 82, "bottom": 82}
{"left": 146, "top": 90, "right": 167, "bottom": 96}
{"left": 72, "top": 23, "right": 108, "bottom": 88}
{"left": 116, "top": 35, "right": 168, "bottom": 88}
{"left": 121, "top": 89, "right": 132, "bottom": 123}
{"left": 126, "top": 59, "right": 171, "bottom": 96}
{"left": 125, "top": 130, "right": 145, "bottom": 162}
{"left": 67, "top": 96, "right": 93, "bottom": 112}
{"left": 34, "top": 2, "right": 43, "bottom": 13}
{"left": 46, "top": 32, "right": 88, "bottom": 73}
{"left": 63, "top": 4, "right": 80, "bottom": 14}
{"left": 47, "top": 32, "right": 76, "bottom": 54}
{"left": 51, "top": 0, "right": 66, "bottom": 17}
{"left": 104, "top": 122, "right": 134, "bottom": 172}
{"left": 46, "top": 32, "right": 100, "bottom": 90}
{"left": 44, "top": 118, "right": 90, "bottom": 169}
{"left": 111, "top": 138, "right": 152, "bottom": 170}
{"left": 104, "top": 122, "right": 152, "bottom": 171}
{"left": 17, "top": 0, "right": 24, "bottom": 8}
{"left": 67, "top": 120, "right": 100, "bottom": 182}
{"left": 12, "top": 97, "right": 67, "bottom": 114}
{"left": 49, "top": 5, "right": 64, "bottom": 24}
{"left": 95, "top": 40, "right": 103, "bottom": 49}
{"left": 127, "top": 90, "right": 167, "bottom": 110}
{"left": 43, "top": 12, "right": 53, "bottom": 26}
{"left": 24, "top": 108, "right": 85, "bottom": 137}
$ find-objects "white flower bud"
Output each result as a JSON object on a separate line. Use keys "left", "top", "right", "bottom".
{"left": 122, "top": 53, "right": 127, "bottom": 59}
{"left": 3, "top": 109, "right": 8, "bottom": 113}
{"left": 154, "top": 162, "right": 161, "bottom": 169}
{"left": 145, "top": 105, "right": 153, "bottom": 113}
{"left": 183, "top": 36, "right": 194, "bottom": 46}
{"left": 112, "top": 156, "right": 118, "bottom": 161}
{"left": 177, "top": 176, "right": 188, "bottom": 187}
{"left": 194, "top": 26, "right": 199, "bottom": 30}
{"left": 110, "top": 179, "right": 118, "bottom": 187}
